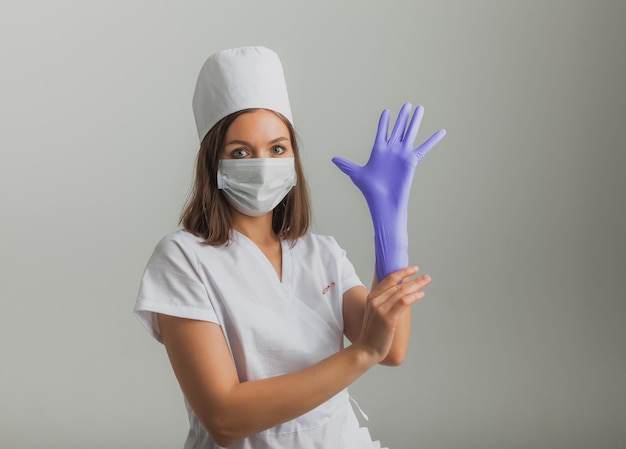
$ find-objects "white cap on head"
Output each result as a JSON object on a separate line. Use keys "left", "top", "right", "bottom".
{"left": 192, "top": 46, "right": 293, "bottom": 143}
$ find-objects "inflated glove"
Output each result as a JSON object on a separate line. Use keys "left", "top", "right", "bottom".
{"left": 332, "top": 103, "right": 446, "bottom": 281}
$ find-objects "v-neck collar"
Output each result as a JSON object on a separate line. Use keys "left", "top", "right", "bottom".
{"left": 233, "top": 230, "right": 292, "bottom": 289}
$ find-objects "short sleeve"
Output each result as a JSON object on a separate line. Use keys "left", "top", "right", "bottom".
{"left": 134, "top": 233, "right": 219, "bottom": 343}
{"left": 335, "top": 239, "right": 364, "bottom": 294}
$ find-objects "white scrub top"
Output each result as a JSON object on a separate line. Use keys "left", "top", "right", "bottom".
{"left": 134, "top": 230, "right": 387, "bottom": 449}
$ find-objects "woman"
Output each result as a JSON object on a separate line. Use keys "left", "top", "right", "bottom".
{"left": 135, "top": 46, "right": 441, "bottom": 449}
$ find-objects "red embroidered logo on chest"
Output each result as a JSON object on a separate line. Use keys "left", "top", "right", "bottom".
{"left": 322, "top": 281, "right": 336, "bottom": 295}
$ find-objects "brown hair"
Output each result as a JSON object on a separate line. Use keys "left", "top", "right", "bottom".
{"left": 180, "top": 109, "right": 311, "bottom": 245}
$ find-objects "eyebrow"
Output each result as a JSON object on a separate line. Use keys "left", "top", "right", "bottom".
{"left": 224, "top": 137, "right": 290, "bottom": 147}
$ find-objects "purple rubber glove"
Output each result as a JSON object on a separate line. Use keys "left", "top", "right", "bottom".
{"left": 332, "top": 103, "right": 446, "bottom": 281}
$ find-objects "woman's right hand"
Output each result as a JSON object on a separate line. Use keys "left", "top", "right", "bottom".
{"left": 354, "top": 266, "right": 431, "bottom": 363}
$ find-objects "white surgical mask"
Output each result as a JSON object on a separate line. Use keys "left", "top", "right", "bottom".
{"left": 217, "top": 158, "right": 297, "bottom": 217}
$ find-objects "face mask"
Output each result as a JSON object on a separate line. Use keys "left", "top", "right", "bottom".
{"left": 217, "top": 158, "right": 297, "bottom": 217}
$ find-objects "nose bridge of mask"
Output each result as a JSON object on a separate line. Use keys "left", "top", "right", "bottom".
{"left": 218, "top": 158, "right": 296, "bottom": 188}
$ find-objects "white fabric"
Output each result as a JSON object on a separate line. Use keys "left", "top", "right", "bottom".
{"left": 134, "top": 230, "right": 387, "bottom": 449}
{"left": 217, "top": 157, "right": 296, "bottom": 217}
{"left": 192, "top": 46, "right": 293, "bottom": 142}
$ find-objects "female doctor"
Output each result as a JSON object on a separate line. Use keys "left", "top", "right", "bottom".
{"left": 135, "top": 46, "right": 445, "bottom": 449}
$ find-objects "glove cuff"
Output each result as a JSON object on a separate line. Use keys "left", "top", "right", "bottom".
{"left": 372, "top": 217, "right": 409, "bottom": 281}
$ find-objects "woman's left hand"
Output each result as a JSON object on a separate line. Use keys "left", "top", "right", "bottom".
{"left": 332, "top": 103, "right": 446, "bottom": 280}
{"left": 332, "top": 103, "right": 445, "bottom": 208}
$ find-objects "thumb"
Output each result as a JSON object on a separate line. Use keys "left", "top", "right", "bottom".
{"left": 332, "top": 156, "right": 359, "bottom": 179}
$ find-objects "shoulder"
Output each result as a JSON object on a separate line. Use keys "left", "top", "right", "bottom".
{"left": 156, "top": 229, "right": 203, "bottom": 248}
{"left": 150, "top": 230, "right": 208, "bottom": 266}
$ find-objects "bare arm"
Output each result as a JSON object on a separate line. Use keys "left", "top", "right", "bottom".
{"left": 157, "top": 266, "right": 421, "bottom": 447}
{"left": 159, "top": 315, "right": 374, "bottom": 447}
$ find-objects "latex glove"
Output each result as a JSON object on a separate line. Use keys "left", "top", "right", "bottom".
{"left": 332, "top": 103, "right": 446, "bottom": 281}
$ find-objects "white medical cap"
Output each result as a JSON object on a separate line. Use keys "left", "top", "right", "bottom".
{"left": 192, "top": 46, "right": 293, "bottom": 142}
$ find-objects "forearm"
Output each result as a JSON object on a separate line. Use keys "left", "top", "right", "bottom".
{"left": 370, "top": 262, "right": 412, "bottom": 366}
{"left": 207, "top": 344, "right": 376, "bottom": 446}
{"left": 379, "top": 307, "right": 411, "bottom": 366}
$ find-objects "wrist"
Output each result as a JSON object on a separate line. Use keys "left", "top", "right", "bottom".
{"left": 373, "top": 229, "right": 409, "bottom": 280}
{"left": 370, "top": 210, "right": 409, "bottom": 242}
{"left": 346, "top": 342, "right": 382, "bottom": 370}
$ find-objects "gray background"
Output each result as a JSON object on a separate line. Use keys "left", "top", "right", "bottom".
{"left": 1, "top": 1, "right": 624, "bottom": 448}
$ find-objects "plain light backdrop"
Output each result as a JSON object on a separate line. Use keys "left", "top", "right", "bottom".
{"left": 1, "top": 1, "right": 624, "bottom": 448}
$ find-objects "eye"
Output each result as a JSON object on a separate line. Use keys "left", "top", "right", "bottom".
{"left": 231, "top": 148, "right": 249, "bottom": 159}
{"left": 271, "top": 145, "right": 285, "bottom": 155}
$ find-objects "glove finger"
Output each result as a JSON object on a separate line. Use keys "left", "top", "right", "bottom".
{"left": 389, "top": 103, "right": 412, "bottom": 143}
{"left": 375, "top": 108, "right": 391, "bottom": 147}
{"left": 332, "top": 156, "right": 359, "bottom": 178}
{"left": 403, "top": 105, "right": 425, "bottom": 148}
{"left": 413, "top": 129, "right": 446, "bottom": 162}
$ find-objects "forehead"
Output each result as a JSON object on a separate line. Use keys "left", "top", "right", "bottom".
{"left": 225, "top": 109, "right": 290, "bottom": 141}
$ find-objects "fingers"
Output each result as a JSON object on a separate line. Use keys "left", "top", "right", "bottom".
{"left": 389, "top": 273, "right": 431, "bottom": 303}
{"left": 404, "top": 105, "right": 425, "bottom": 148}
{"left": 377, "top": 103, "right": 444, "bottom": 158}
{"left": 375, "top": 108, "right": 391, "bottom": 146}
{"left": 370, "top": 266, "right": 431, "bottom": 311}
{"left": 413, "top": 129, "right": 446, "bottom": 162}
{"left": 366, "top": 275, "right": 429, "bottom": 332}
{"left": 392, "top": 274, "right": 431, "bottom": 306}
{"left": 379, "top": 265, "right": 420, "bottom": 288}
{"left": 389, "top": 103, "right": 412, "bottom": 143}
